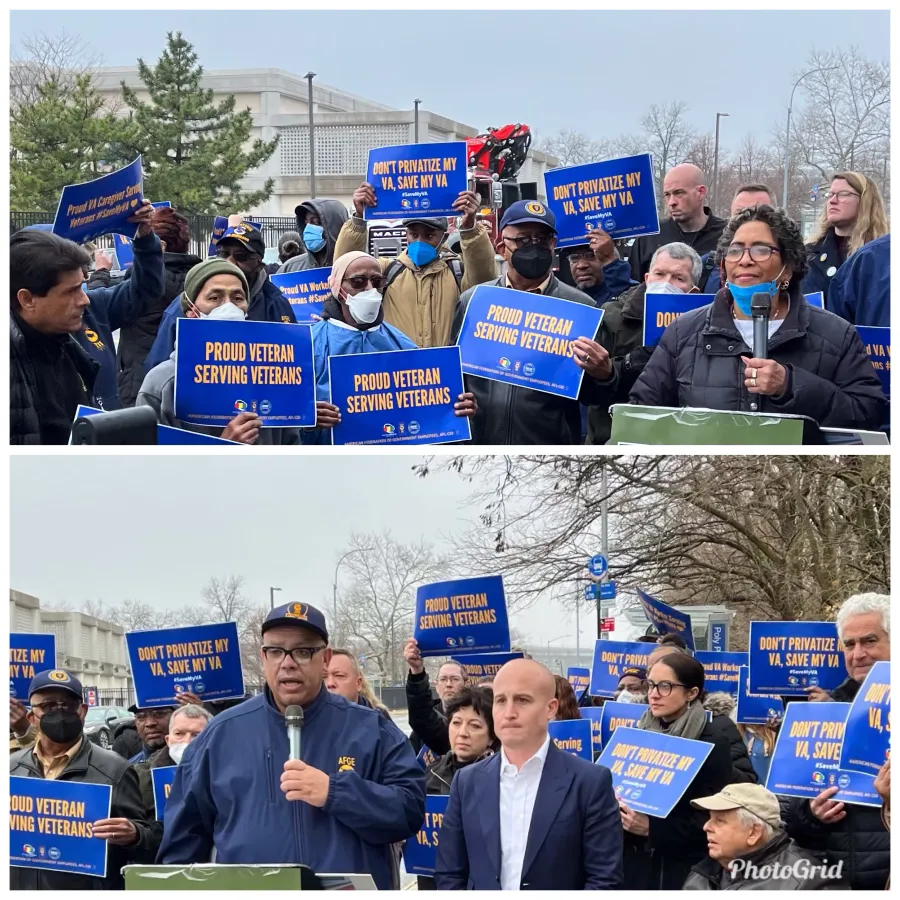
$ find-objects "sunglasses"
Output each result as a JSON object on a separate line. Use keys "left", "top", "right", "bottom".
{"left": 216, "top": 247, "right": 254, "bottom": 263}
{"left": 345, "top": 275, "right": 384, "bottom": 291}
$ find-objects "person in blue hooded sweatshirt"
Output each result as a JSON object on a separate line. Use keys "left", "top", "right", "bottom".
{"left": 157, "top": 602, "right": 425, "bottom": 890}
{"left": 144, "top": 222, "right": 296, "bottom": 373}
{"left": 301, "top": 250, "right": 477, "bottom": 444}
{"left": 826, "top": 232, "right": 890, "bottom": 327}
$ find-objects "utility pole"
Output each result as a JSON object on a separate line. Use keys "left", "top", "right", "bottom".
{"left": 414, "top": 98, "right": 422, "bottom": 143}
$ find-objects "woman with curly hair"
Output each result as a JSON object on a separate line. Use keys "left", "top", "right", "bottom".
{"left": 630, "top": 204, "right": 887, "bottom": 430}
{"left": 553, "top": 674, "right": 583, "bottom": 721}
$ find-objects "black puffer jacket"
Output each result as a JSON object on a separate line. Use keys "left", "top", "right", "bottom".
{"left": 114, "top": 251, "right": 202, "bottom": 407}
{"left": 112, "top": 720, "right": 142, "bottom": 760}
{"left": 630, "top": 288, "right": 887, "bottom": 430}
{"left": 703, "top": 693, "right": 758, "bottom": 784}
{"left": 406, "top": 671, "right": 449, "bottom": 756}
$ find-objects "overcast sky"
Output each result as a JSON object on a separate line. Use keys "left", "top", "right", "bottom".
{"left": 10, "top": 455, "right": 610, "bottom": 651}
{"left": 10, "top": 10, "right": 889, "bottom": 151}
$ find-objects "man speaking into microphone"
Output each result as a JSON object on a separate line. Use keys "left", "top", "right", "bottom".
{"left": 157, "top": 602, "right": 425, "bottom": 889}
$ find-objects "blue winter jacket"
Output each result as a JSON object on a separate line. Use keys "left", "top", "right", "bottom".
{"left": 826, "top": 234, "right": 890, "bottom": 327}
{"left": 156, "top": 685, "right": 425, "bottom": 889}
{"left": 78, "top": 232, "right": 165, "bottom": 410}
{"left": 144, "top": 274, "right": 297, "bottom": 374}
{"left": 580, "top": 258, "right": 636, "bottom": 306}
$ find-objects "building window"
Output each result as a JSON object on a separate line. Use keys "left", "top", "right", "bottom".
{"left": 279, "top": 124, "right": 410, "bottom": 176}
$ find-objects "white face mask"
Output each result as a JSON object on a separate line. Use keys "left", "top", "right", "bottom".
{"left": 201, "top": 301, "right": 246, "bottom": 321}
{"left": 168, "top": 741, "right": 189, "bottom": 765}
{"left": 617, "top": 690, "right": 637, "bottom": 704}
{"left": 346, "top": 288, "right": 383, "bottom": 324}
{"left": 646, "top": 280, "right": 686, "bottom": 295}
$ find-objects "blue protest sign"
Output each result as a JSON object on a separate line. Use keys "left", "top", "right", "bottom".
{"left": 414, "top": 576, "right": 510, "bottom": 657}
{"left": 839, "top": 660, "right": 890, "bottom": 776}
{"left": 151, "top": 201, "right": 172, "bottom": 208}
{"left": 456, "top": 285, "right": 604, "bottom": 400}
{"left": 151, "top": 766, "right": 178, "bottom": 821}
{"left": 748, "top": 621, "right": 844, "bottom": 695}
{"left": 636, "top": 588, "right": 695, "bottom": 651}
{"left": 544, "top": 154, "right": 660, "bottom": 247}
{"left": 805, "top": 292, "right": 824, "bottom": 310}
{"left": 549, "top": 719, "right": 593, "bottom": 761}
{"left": 52, "top": 156, "right": 143, "bottom": 243}
{"left": 113, "top": 233, "right": 134, "bottom": 269}
{"left": 270, "top": 268, "right": 332, "bottom": 325}
{"left": 365, "top": 141, "right": 467, "bottom": 220}
{"left": 567, "top": 667, "right": 591, "bottom": 701}
{"left": 84, "top": 686, "right": 99, "bottom": 707}
{"left": 766, "top": 702, "right": 881, "bottom": 807}
{"left": 402, "top": 794, "right": 450, "bottom": 875}
{"left": 126, "top": 621, "right": 245, "bottom": 708}
{"left": 156, "top": 426, "right": 240, "bottom": 445}
{"left": 599, "top": 581, "right": 616, "bottom": 600}
{"left": 173, "top": 319, "right": 316, "bottom": 428}
{"left": 452, "top": 652, "right": 524, "bottom": 681}
{"left": 735, "top": 666, "right": 784, "bottom": 725}
{"left": 328, "top": 347, "right": 470, "bottom": 446}
{"left": 695, "top": 651, "right": 748, "bottom": 696}
{"left": 600, "top": 700, "right": 648, "bottom": 749}
{"left": 207, "top": 216, "right": 262, "bottom": 257}
{"left": 855, "top": 326, "right": 890, "bottom": 397}
{"left": 581, "top": 707, "right": 603, "bottom": 753}
{"left": 596, "top": 726, "right": 714, "bottom": 818}
{"left": 10, "top": 633, "right": 57, "bottom": 703}
{"left": 416, "top": 745, "right": 438, "bottom": 771}
{"left": 10, "top": 777, "right": 112, "bottom": 877}
{"left": 589, "top": 640, "right": 655, "bottom": 698}
{"left": 588, "top": 554, "right": 608, "bottom": 577}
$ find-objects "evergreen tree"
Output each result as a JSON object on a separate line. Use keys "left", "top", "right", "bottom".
{"left": 115, "top": 32, "right": 278, "bottom": 215}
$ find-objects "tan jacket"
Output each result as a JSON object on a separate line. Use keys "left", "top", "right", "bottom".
{"left": 333, "top": 216, "right": 497, "bottom": 348}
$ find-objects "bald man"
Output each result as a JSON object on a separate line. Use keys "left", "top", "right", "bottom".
{"left": 628, "top": 163, "right": 727, "bottom": 281}
{"left": 435, "top": 659, "right": 623, "bottom": 890}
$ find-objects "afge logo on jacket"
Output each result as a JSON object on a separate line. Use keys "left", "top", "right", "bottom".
{"left": 84, "top": 328, "right": 105, "bottom": 351}
{"left": 337, "top": 755, "right": 356, "bottom": 772}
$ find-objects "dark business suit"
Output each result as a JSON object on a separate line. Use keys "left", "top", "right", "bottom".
{"left": 435, "top": 741, "right": 623, "bottom": 890}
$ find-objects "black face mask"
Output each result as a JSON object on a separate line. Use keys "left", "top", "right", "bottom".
{"left": 39, "top": 710, "right": 84, "bottom": 744}
{"left": 511, "top": 246, "right": 553, "bottom": 281}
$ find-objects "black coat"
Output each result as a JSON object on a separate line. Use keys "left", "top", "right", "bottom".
{"left": 801, "top": 228, "right": 847, "bottom": 309}
{"left": 133, "top": 745, "right": 176, "bottom": 861}
{"left": 406, "top": 671, "right": 449, "bottom": 756}
{"left": 707, "top": 714, "right": 758, "bottom": 784}
{"left": 112, "top": 721, "right": 143, "bottom": 760}
{"left": 630, "top": 289, "right": 887, "bottom": 431}
{"left": 10, "top": 739, "right": 155, "bottom": 890}
{"left": 628, "top": 209, "right": 727, "bottom": 281}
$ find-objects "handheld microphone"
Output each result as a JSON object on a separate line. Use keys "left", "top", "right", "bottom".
{"left": 750, "top": 292, "right": 771, "bottom": 360}
{"left": 285, "top": 705, "right": 304, "bottom": 761}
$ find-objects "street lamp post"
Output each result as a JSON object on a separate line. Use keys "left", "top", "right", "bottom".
{"left": 332, "top": 547, "right": 372, "bottom": 634}
{"left": 712, "top": 113, "right": 729, "bottom": 215}
{"left": 269, "top": 586, "right": 282, "bottom": 611}
{"left": 414, "top": 99, "right": 422, "bottom": 144}
{"left": 306, "top": 72, "right": 317, "bottom": 199}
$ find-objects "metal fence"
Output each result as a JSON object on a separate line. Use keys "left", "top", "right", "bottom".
{"left": 93, "top": 686, "right": 136, "bottom": 708}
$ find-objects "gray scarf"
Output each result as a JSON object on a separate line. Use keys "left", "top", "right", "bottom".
{"left": 638, "top": 698, "right": 707, "bottom": 740}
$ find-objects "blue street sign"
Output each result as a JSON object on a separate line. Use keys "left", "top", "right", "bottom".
{"left": 588, "top": 555, "right": 608, "bottom": 578}
{"left": 584, "top": 584, "right": 599, "bottom": 601}
{"left": 599, "top": 581, "right": 616, "bottom": 600}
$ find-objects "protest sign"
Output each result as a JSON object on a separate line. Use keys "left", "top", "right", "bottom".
{"left": 112, "top": 233, "right": 134, "bottom": 269}
{"left": 329, "top": 347, "right": 470, "bottom": 446}
{"left": 596, "top": 726, "right": 714, "bottom": 818}
{"left": 695, "top": 651, "right": 748, "bottom": 695}
{"left": 543, "top": 153, "right": 659, "bottom": 247}
{"left": 600, "top": 700, "right": 648, "bottom": 749}
{"left": 270, "top": 268, "right": 332, "bottom": 324}
{"left": 748, "top": 621, "right": 844, "bottom": 695}
{"left": 636, "top": 589, "right": 695, "bottom": 650}
{"left": 549, "top": 719, "right": 593, "bottom": 761}
{"left": 156, "top": 426, "right": 240, "bottom": 445}
{"left": 567, "top": 667, "right": 591, "bottom": 701}
{"left": 126, "top": 622, "right": 244, "bottom": 708}
{"left": 173, "top": 319, "right": 316, "bottom": 428}
{"left": 10, "top": 777, "right": 112, "bottom": 877}
{"left": 365, "top": 141, "right": 467, "bottom": 220}
{"left": 414, "top": 576, "right": 509, "bottom": 657}
{"left": 416, "top": 745, "right": 438, "bottom": 771}
{"left": 402, "top": 795, "right": 450, "bottom": 875}
{"left": 589, "top": 641, "right": 655, "bottom": 698}
{"left": 456, "top": 285, "right": 604, "bottom": 400}
{"left": 855, "top": 326, "right": 890, "bottom": 397}
{"left": 452, "top": 652, "right": 524, "bottom": 681}
{"left": 151, "top": 201, "right": 171, "bottom": 208}
{"left": 581, "top": 707, "right": 603, "bottom": 753}
{"left": 152, "top": 766, "right": 178, "bottom": 821}
{"left": 207, "top": 216, "right": 262, "bottom": 257}
{"left": 734, "top": 666, "right": 784, "bottom": 725}
{"left": 10, "top": 633, "right": 57, "bottom": 703}
{"left": 839, "top": 660, "right": 890, "bottom": 776}
{"left": 766, "top": 702, "right": 881, "bottom": 807}
{"left": 53, "top": 156, "right": 143, "bottom": 244}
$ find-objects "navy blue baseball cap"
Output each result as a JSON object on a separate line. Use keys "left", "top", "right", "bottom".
{"left": 263, "top": 602, "right": 329, "bottom": 644}
{"left": 217, "top": 222, "right": 265, "bottom": 257}
{"left": 499, "top": 199, "right": 557, "bottom": 234}
{"left": 29, "top": 669, "right": 84, "bottom": 701}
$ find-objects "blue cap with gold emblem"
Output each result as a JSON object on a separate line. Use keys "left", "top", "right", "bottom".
{"left": 499, "top": 199, "right": 557, "bottom": 234}
{"left": 263, "top": 602, "right": 329, "bottom": 643}
{"left": 28, "top": 669, "right": 84, "bottom": 701}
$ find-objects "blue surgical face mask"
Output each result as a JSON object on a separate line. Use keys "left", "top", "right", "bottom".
{"left": 727, "top": 266, "right": 785, "bottom": 316}
{"left": 407, "top": 241, "right": 439, "bottom": 268}
{"left": 303, "top": 224, "right": 326, "bottom": 253}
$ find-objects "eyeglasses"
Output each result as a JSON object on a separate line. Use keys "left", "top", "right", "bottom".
{"left": 134, "top": 709, "right": 172, "bottom": 721}
{"left": 567, "top": 249, "right": 597, "bottom": 263}
{"left": 437, "top": 676, "right": 464, "bottom": 685}
{"left": 824, "top": 190, "right": 860, "bottom": 201}
{"left": 262, "top": 645, "right": 326, "bottom": 665}
{"left": 646, "top": 680, "right": 689, "bottom": 697}
{"left": 723, "top": 245, "right": 781, "bottom": 263}
{"left": 502, "top": 233, "right": 554, "bottom": 250}
{"left": 216, "top": 247, "right": 254, "bottom": 263}
{"left": 32, "top": 700, "right": 81, "bottom": 715}
{"left": 345, "top": 274, "right": 384, "bottom": 291}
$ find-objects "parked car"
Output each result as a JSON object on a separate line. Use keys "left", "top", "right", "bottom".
{"left": 84, "top": 706, "right": 133, "bottom": 750}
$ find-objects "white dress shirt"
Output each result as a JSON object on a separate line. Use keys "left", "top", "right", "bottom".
{"left": 498, "top": 733, "right": 551, "bottom": 890}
